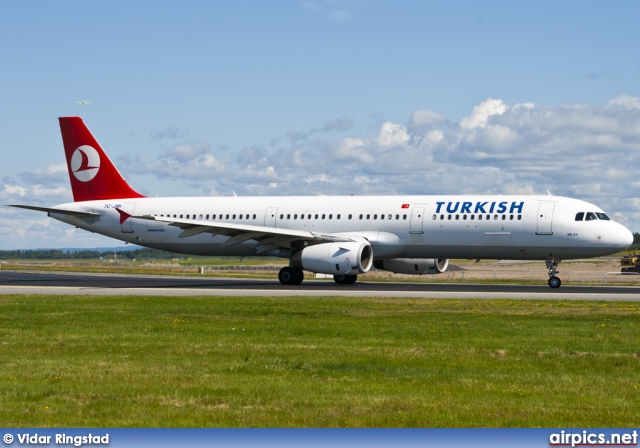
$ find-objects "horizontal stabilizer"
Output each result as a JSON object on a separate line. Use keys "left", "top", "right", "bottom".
{"left": 8, "top": 205, "right": 100, "bottom": 217}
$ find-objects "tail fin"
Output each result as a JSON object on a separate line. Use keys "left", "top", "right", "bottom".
{"left": 59, "top": 117, "right": 145, "bottom": 202}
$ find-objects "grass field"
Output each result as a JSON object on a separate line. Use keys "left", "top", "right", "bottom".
{"left": 0, "top": 294, "right": 638, "bottom": 427}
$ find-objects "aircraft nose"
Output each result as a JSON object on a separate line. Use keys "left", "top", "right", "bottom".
{"left": 615, "top": 224, "right": 634, "bottom": 248}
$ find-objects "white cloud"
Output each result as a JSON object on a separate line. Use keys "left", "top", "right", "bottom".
{"left": 410, "top": 109, "right": 448, "bottom": 129}
{"left": 378, "top": 122, "right": 410, "bottom": 148}
{"left": 20, "top": 163, "right": 68, "bottom": 185}
{"left": 134, "top": 143, "right": 226, "bottom": 180}
{"left": 168, "top": 143, "right": 211, "bottom": 161}
{"left": 31, "top": 185, "right": 69, "bottom": 198}
{"left": 302, "top": 1, "right": 353, "bottom": 22}
{"left": 4, "top": 184, "right": 26, "bottom": 196}
{"left": 460, "top": 98, "right": 507, "bottom": 130}
{"left": 607, "top": 95, "right": 640, "bottom": 110}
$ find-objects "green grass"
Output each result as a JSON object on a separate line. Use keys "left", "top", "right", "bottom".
{"left": 0, "top": 295, "right": 638, "bottom": 427}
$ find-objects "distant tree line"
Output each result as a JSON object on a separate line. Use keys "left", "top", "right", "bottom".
{"left": 0, "top": 248, "right": 187, "bottom": 260}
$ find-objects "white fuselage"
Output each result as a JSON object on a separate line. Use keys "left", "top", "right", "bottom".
{"left": 50, "top": 194, "right": 633, "bottom": 261}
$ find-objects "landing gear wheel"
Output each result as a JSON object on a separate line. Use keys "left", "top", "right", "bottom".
{"left": 545, "top": 258, "right": 563, "bottom": 289}
{"left": 334, "top": 274, "right": 358, "bottom": 285}
{"left": 279, "top": 267, "right": 303, "bottom": 285}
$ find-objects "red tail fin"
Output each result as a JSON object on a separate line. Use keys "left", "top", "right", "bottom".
{"left": 59, "top": 117, "right": 145, "bottom": 202}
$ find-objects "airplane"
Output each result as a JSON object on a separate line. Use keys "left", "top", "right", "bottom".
{"left": 8, "top": 117, "right": 634, "bottom": 288}
{"left": 76, "top": 101, "right": 90, "bottom": 105}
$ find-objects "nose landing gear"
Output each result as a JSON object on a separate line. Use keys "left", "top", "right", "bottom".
{"left": 545, "top": 259, "right": 562, "bottom": 288}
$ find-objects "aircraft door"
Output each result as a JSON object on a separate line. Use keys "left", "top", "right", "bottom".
{"left": 410, "top": 207, "right": 425, "bottom": 234}
{"left": 120, "top": 203, "right": 137, "bottom": 233}
{"left": 265, "top": 207, "right": 278, "bottom": 228}
{"left": 536, "top": 202, "right": 555, "bottom": 235}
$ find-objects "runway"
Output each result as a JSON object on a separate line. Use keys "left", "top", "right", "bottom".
{"left": 0, "top": 269, "right": 638, "bottom": 300}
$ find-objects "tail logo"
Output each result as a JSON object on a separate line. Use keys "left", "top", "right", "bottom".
{"left": 70, "top": 145, "right": 100, "bottom": 182}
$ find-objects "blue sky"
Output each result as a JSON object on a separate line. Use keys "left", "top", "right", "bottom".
{"left": 1, "top": 0, "right": 639, "bottom": 249}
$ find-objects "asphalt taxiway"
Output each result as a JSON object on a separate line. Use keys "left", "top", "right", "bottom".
{"left": 0, "top": 270, "right": 638, "bottom": 300}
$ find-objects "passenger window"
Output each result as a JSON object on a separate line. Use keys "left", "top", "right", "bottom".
{"left": 348, "top": 214, "right": 352, "bottom": 219}
{"left": 575, "top": 212, "right": 584, "bottom": 221}
{"left": 287, "top": 214, "right": 291, "bottom": 219}
{"left": 455, "top": 215, "right": 459, "bottom": 220}
{"left": 586, "top": 212, "right": 597, "bottom": 221}
{"left": 433, "top": 214, "right": 437, "bottom": 220}
{"left": 315, "top": 214, "right": 319, "bottom": 219}
{"left": 359, "top": 214, "right": 363, "bottom": 219}
{"left": 253, "top": 214, "right": 256, "bottom": 219}
{"left": 518, "top": 215, "right": 522, "bottom": 220}
{"left": 329, "top": 214, "right": 332, "bottom": 219}
{"left": 403, "top": 214, "right": 407, "bottom": 220}
{"left": 374, "top": 214, "right": 378, "bottom": 220}
{"left": 280, "top": 214, "right": 283, "bottom": 219}
{"left": 470, "top": 215, "right": 475, "bottom": 220}
{"left": 337, "top": 214, "right": 340, "bottom": 219}
{"left": 366, "top": 214, "right": 370, "bottom": 220}
{"left": 322, "top": 214, "right": 326, "bottom": 219}
{"left": 380, "top": 214, "right": 384, "bottom": 220}
{"left": 395, "top": 214, "right": 399, "bottom": 220}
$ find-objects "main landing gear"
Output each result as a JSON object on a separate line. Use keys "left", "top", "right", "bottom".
{"left": 278, "top": 267, "right": 358, "bottom": 285}
{"left": 333, "top": 274, "right": 358, "bottom": 285}
{"left": 278, "top": 266, "right": 304, "bottom": 285}
{"left": 545, "top": 259, "right": 562, "bottom": 288}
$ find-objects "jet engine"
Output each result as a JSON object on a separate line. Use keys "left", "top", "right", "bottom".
{"left": 373, "top": 258, "right": 449, "bottom": 275}
{"left": 291, "top": 239, "right": 373, "bottom": 275}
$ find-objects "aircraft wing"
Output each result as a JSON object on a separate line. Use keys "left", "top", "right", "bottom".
{"left": 134, "top": 213, "right": 353, "bottom": 254}
{"left": 8, "top": 205, "right": 101, "bottom": 217}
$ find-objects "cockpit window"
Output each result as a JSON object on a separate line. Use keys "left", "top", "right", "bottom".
{"left": 596, "top": 213, "right": 610, "bottom": 221}
{"left": 585, "top": 212, "right": 597, "bottom": 221}
{"left": 575, "top": 212, "right": 584, "bottom": 221}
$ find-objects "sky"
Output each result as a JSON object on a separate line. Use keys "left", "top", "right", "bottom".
{"left": 1, "top": 0, "right": 639, "bottom": 249}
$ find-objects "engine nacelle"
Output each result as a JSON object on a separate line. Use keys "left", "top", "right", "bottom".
{"left": 291, "top": 239, "right": 373, "bottom": 275}
{"left": 373, "top": 258, "right": 449, "bottom": 275}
